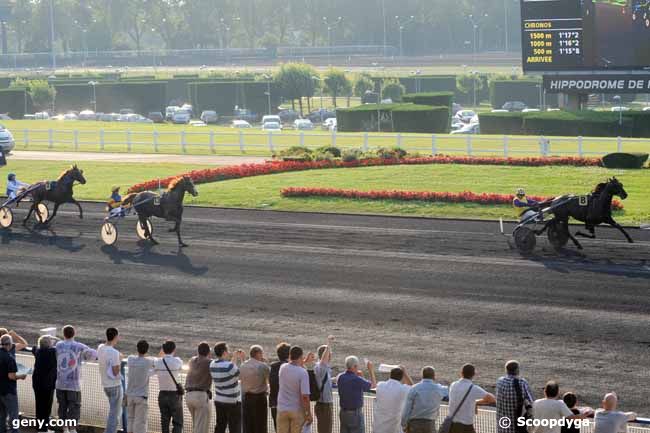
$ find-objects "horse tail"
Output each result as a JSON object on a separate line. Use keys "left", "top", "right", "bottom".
{"left": 121, "top": 193, "right": 137, "bottom": 208}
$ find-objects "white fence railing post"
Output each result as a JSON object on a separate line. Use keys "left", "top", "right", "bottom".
{"left": 466, "top": 134, "right": 473, "bottom": 156}
{"left": 397, "top": 133, "right": 402, "bottom": 148}
{"left": 48, "top": 128, "right": 53, "bottom": 149}
{"left": 239, "top": 131, "right": 245, "bottom": 153}
{"left": 23, "top": 129, "right": 28, "bottom": 148}
{"left": 363, "top": 133, "right": 369, "bottom": 152}
{"left": 331, "top": 130, "right": 337, "bottom": 147}
{"left": 431, "top": 135, "right": 437, "bottom": 155}
{"left": 577, "top": 136, "right": 583, "bottom": 157}
{"left": 153, "top": 130, "right": 159, "bottom": 152}
{"left": 268, "top": 131, "right": 274, "bottom": 152}
{"left": 209, "top": 131, "right": 216, "bottom": 153}
{"left": 73, "top": 130, "right": 79, "bottom": 151}
{"left": 99, "top": 129, "right": 105, "bottom": 151}
{"left": 617, "top": 136, "right": 622, "bottom": 153}
{"left": 126, "top": 130, "right": 132, "bottom": 152}
{"left": 300, "top": 131, "right": 305, "bottom": 147}
{"left": 180, "top": 130, "right": 187, "bottom": 153}
{"left": 503, "top": 136, "right": 509, "bottom": 158}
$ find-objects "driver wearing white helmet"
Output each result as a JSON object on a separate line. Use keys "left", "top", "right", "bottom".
{"left": 6, "top": 173, "right": 29, "bottom": 200}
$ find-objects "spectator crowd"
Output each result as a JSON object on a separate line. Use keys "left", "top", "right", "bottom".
{"left": 0, "top": 327, "right": 640, "bottom": 433}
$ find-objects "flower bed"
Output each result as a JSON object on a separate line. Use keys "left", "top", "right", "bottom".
{"left": 281, "top": 187, "right": 624, "bottom": 210}
{"left": 128, "top": 155, "right": 603, "bottom": 193}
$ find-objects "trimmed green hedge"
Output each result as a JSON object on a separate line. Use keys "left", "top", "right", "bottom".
{"left": 522, "top": 111, "right": 632, "bottom": 137}
{"left": 489, "top": 79, "right": 541, "bottom": 109}
{"left": 478, "top": 112, "right": 526, "bottom": 135}
{"left": 0, "top": 88, "right": 31, "bottom": 118}
{"left": 402, "top": 92, "right": 454, "bottom": 108}
{"left": 188, "top": 81, "right": 280, "bottom": 116}
{"left": 603, "top": 152, "right": 649, "bottom": 169}
{"left": 337, "top": 103, "right": 449, "bottom": 133}
{"left": 54, "top": 81, "right": 167, "bottom": 114}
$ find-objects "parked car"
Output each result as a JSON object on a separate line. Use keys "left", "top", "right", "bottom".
{"left": 172, "top": 110, "right": 191, "bottom": 124}
{"left": 522, "top": 108, "right": 540, "bottom": 113}
{"left": 262, "top": 121, "right": 282, "bottom": 132}
{"left": 262, "top": 115, "right": 282, "bottom": 125}
{"left": 200, "top": 110, "right": 219, "bottom": 124}
{"left": 0, "top": 113, "right": 11, "bottom": 120}
{"left": 450, "top": 123, "right": 480, "bottom": 135}
{"left": 35, "top": 112, "right": 51, "bottom": 120}
{"left": 308, "top": 109, "right": 335, "bottom": 123}
{"left": 78, "top": 110, "right": 96, "bottom": 120}
{"left": 452, "top": 103, "right": 463, "bottom": 116}
{"left": 502, "top": 101, "right": 527, "bottom": 112}
{"left": 189, "top": 120, "right": 207, "bottom": 127}
{"left": 166, "top": 106, "right": 180, "bottom": 120}
{"left": 455, "top": 110, "right": 476, "bottom": 123}
{"left": 234, "top": 108, "right": 258, "bottom": 123}
{"left": 148, "top": 112, "right": 165, "bottom": 123}
{"left": 181, "top": 104, "right": 194, "bottom": 116}
{"left": 23, "top": 114, "right": 36, "bottom": 120}
{"left": 294, "top": 119, "right": 314, "bottom": 130}
{"left": 99, "top": 113, "right": 114, "bottom": 122}
{"left": 0, "top": 125, "right": 15, "bottom": 153}
{"left": 451, "top": 119, "right": 465, "bottom": 131}
{"left": 278, "top": 109, "right": 300, "bottom": 123}
{"left": 119, "top": 108, "right": 134, "bottom": 115}
{"left": 63, "top": 113, "right": 79, "bottom": 121}
{"left": 322, "top": 117, "right": 337, "bottom": 131}
{"left": 232, "top": 119, "right": 252, "bottom": 128}
{"left": 490, "top": 109, "right": 508, "bottom": 113}
{"left": 611, "top": 106, "right": 630, "bottom": 112}
{"left": 129, "top": 114, "right": 153, "bottom": 123}
{"left": 643, "top": 106, "right": 650, "bottom": 112}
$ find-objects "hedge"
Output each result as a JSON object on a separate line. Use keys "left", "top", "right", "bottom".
{"left": 0, "top": 88, "right": 32, "bottom": 118}
{"left": 478, "top": 112, "right": 526, "bottom": 135}
{"left": 336, "top": 103, "right": 449, "bottom": 133}
{"left": 188, "top": 81, "right": 280, "bottom": 116}
{"left": 489, "top": 79, "right": 542, "bottom": 109}
{"left": 402, "top": 92, "right": 454, "bottom": 108}
{"left": 53, "top": 81, "right": 167, "bottom": 114}
{"left": 522, "top": 111, "right": 633, "bottom": 137}
{"left": 602, "top": 152, "right": 649, "bottom": 169}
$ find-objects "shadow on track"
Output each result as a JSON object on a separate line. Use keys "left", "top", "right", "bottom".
{"left": 526, "top": 248, "right": 650, "bottom": 279}
{"left": 0, "top": 226, "right": 86, "bottom": 253}
{"left": 99, "top": 242, "right": 209, "bottom": 276}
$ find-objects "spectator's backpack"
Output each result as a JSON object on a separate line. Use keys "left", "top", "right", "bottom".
{"left": 308, "top": 369, "right": 329, "bottom": 402}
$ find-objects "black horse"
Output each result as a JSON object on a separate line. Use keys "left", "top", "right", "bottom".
{"left": 19, "top": 165, "right": 87, "bottom": 225}
{"left": 122, "top": 176, "right": 198, "bottom": 247}
{"left": 536, "top": 177, "right": 632, "bottom": 249}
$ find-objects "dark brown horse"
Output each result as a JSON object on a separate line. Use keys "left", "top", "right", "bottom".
{"left": 122, "top": 176, "right": 198, "bottom": 247}
{"left": 19, "top": 165, "right": 86, "bottom": 225}
{"left": 535, "top": 178, "right": 631, "bottom": 249}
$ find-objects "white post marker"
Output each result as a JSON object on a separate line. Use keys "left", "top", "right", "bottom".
{"left": 500, "top": 217, "right": 505, "bottom": 234}
{"left": 641, "top": 224, "right": 650, "bottom": 230}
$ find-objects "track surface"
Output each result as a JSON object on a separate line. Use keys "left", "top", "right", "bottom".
{"left": 1, "top": 203, "right": 649, "bottom": 411}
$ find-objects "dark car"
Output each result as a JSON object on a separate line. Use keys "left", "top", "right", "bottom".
{"left": 278, "top": 109, "right": 300, "bottom": 123}
{"left": 308, "top": 109, "right": 336, "bottom": 123}
{"left": 148, "top": 112, "right": 165, "bottom": 123}
{"left": 502, "top": 101, "right": 527, "bottom": 112}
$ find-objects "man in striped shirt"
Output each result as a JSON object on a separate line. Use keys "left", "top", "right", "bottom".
{"left": 210, "top": 342, "right": 246, "bottom": 433}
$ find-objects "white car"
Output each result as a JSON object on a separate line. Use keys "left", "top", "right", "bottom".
{"left": 34, "top": 112, "right": 50, "bottom": 120}
{"left": 166, "top": 106, "right": 180, "bottom": 120}
{"left": 643, "top": 106, "right": 650, "bottom": 112}
{"left": 322, "top": 117, "right": 337, "bottom": 131}
{"left": 611, "top": 106, "right": 630, "bottom": 112}
{"left": 262, "top": 115, "right": 282, "bottom": 125}
{"left": 172, "top": 110, "right": 191, "bottom": 124}
{"left": 262, "top": 121, "right": 282, "bottom": 132}
{"left": 63, "top": 113, "right": 79, "bottom": 121}
{"left": 451, "top": 123, "right": 480, "bottom": 135}
{"left": 189, "top": 120, "right": 207, "bottom": 127}
{"left": 0, "top": 125, "right": 15, "bottom": 153}
{"left": 522, "top": 108, "right": 541, "bottom": 113}
{"left": 79, "top": 110, "right": 96, "bottom": 120}
{"left": 231, "top": 119, "right": 252, "bottom": 128}
{"left": 294, "top": 119, "right": 314, "bottom": 130}
{"left": 490, "top": 109, "right": 508, "bottom": 113}
{"left": 455, "top": 110, "right": 476, "bottom": 123}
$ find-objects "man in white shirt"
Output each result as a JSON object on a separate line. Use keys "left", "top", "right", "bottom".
{"left": 97, "top": 328, "right": 122, "bottom": 433}
{"left": 532, "top": 381, "right": 586, "bottom": 433}
{"left": 448, "top": 364, "right": 496, "bottom": 433}
{"left": 154, "top": 340, "right": 184, "bottom": 433}
{"left": 126, "top": 340, "right": 155, "bottom": 433}
{"left": 373, "top": 366, "right": 413, "bottom": 433}
{"left": 593, "top": 393, "right": 636, "bottom": 433}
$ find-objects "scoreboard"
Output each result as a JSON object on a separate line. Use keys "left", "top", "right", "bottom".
{"left": 521, "top": 0, "right": 586, "bottom": 71}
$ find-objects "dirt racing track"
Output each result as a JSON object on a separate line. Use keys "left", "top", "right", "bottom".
{"left": 1, "top": 203, "right": 649, "bottom": 411}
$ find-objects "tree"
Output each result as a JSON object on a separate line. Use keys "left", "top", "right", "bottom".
{"left": 12, "top": 79, "right": 56, "bottom": 111}
{"left": 456, "top": 73, "right": 484, "bottom": 104}
{"left": 354, "top": 74, "right": 375, "bottom": 97}
{"left": 275, "top": 63, "right": 316, "bottom": 114}
{"left": 323, "top": 68, "right": 351, "bottom": 108}
{"left": 381, "top": 79, "right": 405, "bottom": 102}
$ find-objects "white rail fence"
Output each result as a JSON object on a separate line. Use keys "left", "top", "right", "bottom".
{"left": 11, "top": 128, "right": 650, "bottom": 157}
{"left": 15, "top": 354, "right": 650, "bottom": 433}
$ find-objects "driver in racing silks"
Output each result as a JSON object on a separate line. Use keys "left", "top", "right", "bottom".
{"left": 107, "top": 185, "right": 127, "bottom": 217}
{"left": 513, "top": 188, "right": 539, "bottom": 221}
{"left": 6, "top": 173, "right": 29, "bottom": 200}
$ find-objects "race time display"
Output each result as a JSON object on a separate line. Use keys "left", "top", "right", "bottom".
{"left": 521, "top": 0, "right": 650, "bottom": 72}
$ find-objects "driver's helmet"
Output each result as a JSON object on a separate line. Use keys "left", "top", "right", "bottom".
{"left": 516, "top": 188, "right": 526, "bottom": 197}
{"left": 7, "top": 173, "right": 15, "bottom": 181}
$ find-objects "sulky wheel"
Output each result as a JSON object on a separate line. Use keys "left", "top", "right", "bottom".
{"left": 34, "top": 203, "right": 49, "bottom": 224}
{"left": 547, "top": 220, "right": 569, "bottom": 250}
{"left": 135, "top": 219, "right": 153, "bottom": 240}
{"left": 100, "top": 222, "right": 118, "bottom": 246}
{"left": 0, "top": 206, "right": 13, "bottom": 229}
{"left": 514, "top": 226, "right": 537, "bottom": 254}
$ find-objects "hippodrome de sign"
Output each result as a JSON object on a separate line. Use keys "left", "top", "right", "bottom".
{"left": 544, "top": 74, "right": 650, "bottom": 93}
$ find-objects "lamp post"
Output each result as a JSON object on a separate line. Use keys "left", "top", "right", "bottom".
{"left": 323, "top": 17, "right": 343, "bottom": 65}
{"left": 263, "top": 74, "right": 272, "bottom": 115}
{"left": 88, "top": 81, "right": 97, "bottom": 113}
{"left": 471, "top": 70, "right": 479, "bottom": 108}
{"left": 312, "top": 76, "right": 323, "bottom": 122}
{"left": 395, "top": 15, "right": 415, "bottom": 57}
{"left": 49, "top": 0, "right": 56, "bottom": 70}
{"left": 468, "top": 13, "right": 488, "bottom": 67}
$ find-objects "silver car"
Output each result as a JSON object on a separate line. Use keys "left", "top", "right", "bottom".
{"left": 0, "top": 125, "right": 15, "bottom": 153}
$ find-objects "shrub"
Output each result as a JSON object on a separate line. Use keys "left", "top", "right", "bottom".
{"left": 316, "top": 146, "right": 342, "bottom": 157}
{"left": 313, "top": 151, "right": 336, "bottom": 162}
{"left": 375, "top": 147, "right": 407, "bottom": 159}
{"left": 277, "top": 146, "right": 314, "bottom": 161}
{"left": 381, "top": 80, "right": 406, "bottom": 102}
{"left": 478, "top": 112, "right": 526, "bottom": 135}
{"left": 602, "top": 152, "right": 649, "bottom": 169}
{"left": 337, "top": 103, "right": 449, "bottom": 133}
{"left": 354, "top": 75, "right": 375, "bottom": 97}
{"left": 342, "top": 149, "right": 363, "bottom": 163}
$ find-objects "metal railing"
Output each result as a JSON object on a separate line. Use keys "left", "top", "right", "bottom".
{"left": 14, "top": 354, "right": 650, "bottom": 433}
{"left": 10, "top": 128, "right": 650, "bottom": 157}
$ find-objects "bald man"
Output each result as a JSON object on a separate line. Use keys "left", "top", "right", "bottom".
{"left": 593, "top": 393, "right": 636, "bottom": 433}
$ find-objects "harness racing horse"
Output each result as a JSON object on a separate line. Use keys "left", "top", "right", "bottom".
{"left": 19, "top": 165, "right": 87, "bottom": 225}
{"left": 535, "top": 177, "right": 632, "bottom": 250}
{"left": 122, "top": 176, "right": 198, "bottom": 247}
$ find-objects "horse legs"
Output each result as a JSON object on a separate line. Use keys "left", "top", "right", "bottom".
{"left": 45, "top": 203, "right": 60, "bottom": 224}
{"left": 70, "top": 198, "right": 83, "bottom": 219}
{"left": 23, "top": 202, "right": 36, "bottom": 225}
{"left": 534, "top": 219, "right": 554, "bottom": 236}
{"left": 567, "top": 231, "right": 583, "bottom": 250}
{"left": 175, "top": 220, "right": 188, "bottom": 248}
{"left": 140, "top": 214, "right": 158, "bottom": 245}
{"left": 605, "top": 218, "right": 634, "bottom": 243}
{"left": 575, "top": 225, "right": 596, "bottom": 239}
